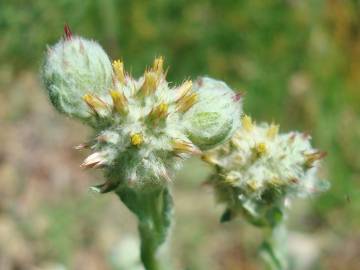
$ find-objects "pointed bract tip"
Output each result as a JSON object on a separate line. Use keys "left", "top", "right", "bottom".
{"left": 80, "top": 152, "right": 107, "bottom": 169}
{"left": 90, "top": 181, "right": 119, "bottom": 193}
{"left": 110, "top": 89, "right": 128, "bottom": 114}
{"left": 148, "top": 102, "right": 168, "bottom": 120}
{"left": 173, "top": 139, "right": 202, "bottom": 156}
{"left": 83, "top": 93, "right": 108, "bottom": 114}
{"left": 305, "top": 151, "right": 327, "bottom": 167}
{"left": 112, "top": 60, "right": 125, "bottom": 83}
{"left": 233, "top": 92, "right": 244, "bottom": 102}
{"left": 201, "top": 154, "right": 218, "bottom": 165}
{"left": 139, "top": 71, "right": 158, "bottom": 96}
{"left": 176, "top": 80, "right": 192, "bottom": 100}
{"left": 74, "top": 143, "right": 90, "bottom": 150}
{"left": 64, "top": 24, "right": 72, "bottom": 40}
{"left": 153, "top": 56, "right": 164, "bottom": 74}
{"left": 241, "top": 115, "right": 253, "bottom": 131}
{"left": 267, "top": 123, "right": 279, "bottom": 139}
{"left": 176, "top": 92, "right": 198, "bottom": 113}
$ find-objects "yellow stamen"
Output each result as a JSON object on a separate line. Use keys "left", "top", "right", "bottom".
{"left": 139, "top": 71, "right": 158, "bottom": 96}
{"left": 110, "top": 89, "right": 128, "bottom": 114}
{"left": 230, "top": 137, "right": 241, "bottom": 148}
{"left": 83, "top": 94, "right": 107, "bottom": 114}
{"left": 305, "top": 151, "right": 326, "bottom": 167}
{"left": 201, "top": 154, "right": 218, "bottom": 165}
{"left": 173, "top": 139, "right": 201, "bottom": 155}
{"left": 130, "top": 133, "right": 143, "bottom": 146}
{"left": 112, "top": 60, "right": 125, "bottom": 83}
{"left": 247, "top": 180, "right": 259, "bottom": 191}
{"left": 224, "top": 173, "right": 238, "bottom": 186}
{"left": 267, "top": 123, "right": 279, "bottom": 139}
{"left": 176, "top": 92, "right": 198, "bottom": 113}
{"left": 149, "top": 102, "right": 168, "bottom": 119}
{"left": 255, "top": 142, "right": 267, "bottom": 156}
{"left": 176, "top": 80, "right": 192, "bottom": 100}
{"left": 242, "top": 115, "right": 253, "bottom": 131}
{"left": 157, "top": 103, "right": 168, "bottom": 116}
{"left": 269, "top": 178, "right": 284, "bottom": 187}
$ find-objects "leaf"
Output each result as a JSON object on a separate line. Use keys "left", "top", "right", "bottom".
{"left": 220, "top": 208, "right": 233, "bottom": 223}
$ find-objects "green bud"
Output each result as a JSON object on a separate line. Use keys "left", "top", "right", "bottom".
{"left": 41, "top": 30, "right": 113, "bottom": 121}
{"left": 183, "top": 77, "right": 242, "bottom": 150}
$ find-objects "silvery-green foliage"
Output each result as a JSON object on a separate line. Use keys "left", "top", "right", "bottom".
{"left": 42, "top": 27, "right": 113, "bottom": 123}
{"left": 184, "top": 77, "right": 242, "bottom": 150}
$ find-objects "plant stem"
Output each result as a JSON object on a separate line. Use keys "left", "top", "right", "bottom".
{"left": 116, "top": 186, "right": 173, "bottom": 270}
{"left": 138, "top": 221, "right": 161, "bottom": 270}
{"left": 260, "top": 223, "right": 289, "bottom": 270}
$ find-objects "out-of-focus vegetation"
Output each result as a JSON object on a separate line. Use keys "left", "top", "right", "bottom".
{"left": 0, "top": 0, "right": 359, "bottom": 269}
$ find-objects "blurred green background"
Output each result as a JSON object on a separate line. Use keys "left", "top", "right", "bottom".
{"left": 1, "top": 0, "right": 360, "bottom": 269}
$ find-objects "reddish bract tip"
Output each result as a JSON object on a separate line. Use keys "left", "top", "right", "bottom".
{"left": 233, "top": 92, "right": 244, "bottom": 102}
{"left": 196, "top": 77, "right": 204, "bottom": 87}
{"left": 301, "top": 132, "right": 311, "bottom": 140}
{"left": 64, "top": 24, "right": 72, "bottom": 40}
{"left": 318, "top": 151, "right": 328, "bottom": 159}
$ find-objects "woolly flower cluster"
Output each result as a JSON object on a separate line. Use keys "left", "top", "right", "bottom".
{"left": 203, "top": 115, "right": 328, "bottom": 225}
{"left": 42, "top": 27, "right": 242, "bottom": 192}
{"left": 42, "top": 29, "right": 113, "bottom": 122}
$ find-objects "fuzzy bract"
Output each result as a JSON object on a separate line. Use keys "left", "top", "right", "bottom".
{"left": 184, "top": 77, "right": 242, "bottom": 150}
{"left": 42, "top": 32, "right": 113, "bottom": 122}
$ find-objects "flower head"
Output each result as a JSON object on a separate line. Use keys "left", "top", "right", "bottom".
{"left": 183, "top": 77, "right": 243, "bottom": 150}
{"left": 42, "top": 26, "right": 113, "bottom": 122}
{"left": 77, "top": 57, "right": 204, "bottom": 191}
{"left": 203, "top": 115, "right": 328, "bottom": 225}
{"left": 42, "top": 29, "right": 243, "bottom": 193}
